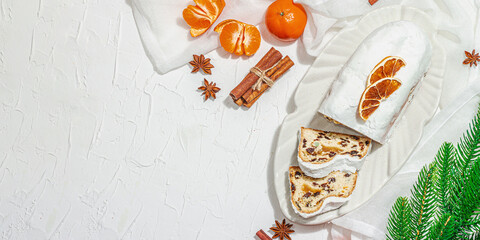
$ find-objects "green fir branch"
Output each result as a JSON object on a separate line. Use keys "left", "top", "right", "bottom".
{"left": 468, "top": 231, "right": 480, "bottom": 240}
{"left": 428, "top": 213, "right": 456, "bottom": 240}
{"left": 451, "top": 134, "right": 480, "bottom": 238}
{"left": 387, "top": 197, "right": 413, "bottom": 240}
{"left": 432, "top": 143, "right": 455, "bottom": 214}
{"left": 386, "top": 104, "right": 480, "bottom": 239}
{"left": 454, "top": 104, "right": 480, "bottom": 175}
{"left": 410, "top": 163, "right": 437, "bottom": 239}
{"left": 466, "top": 207, "right": 480, "bottom": 234}
{"left": 457, "top": 159, "right": 480, "bottom": 238}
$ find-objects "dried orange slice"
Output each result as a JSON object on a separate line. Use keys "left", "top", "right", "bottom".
{"left": 358, "top": 77, "right": 402, "bottom": 121}
{"left": 183, "top": 0, "right": 225, "bottom": 37}
{"left": 215, "top": 19, "right": 261, "bottom": 56}
{"left": 367, "top": 56, "right": 406, "bottom": 85}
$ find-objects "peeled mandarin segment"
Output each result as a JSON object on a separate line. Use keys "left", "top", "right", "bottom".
{"left": 194, "top": 0, "right": 214, "bottom": 16}
{"left": 194, "top": 0, "right": 224, "bottom": 18}
{"left": 243, "top": 24, "right": 261, "bottom": 56}
{"left": 216, "top": 20, "right": 261, "bottom": 56}
{"left": 214, "top": 19, "right": 242, "bottom": 33}
{"left": 214, "top": 0, "right": 226, "bottom": 14}
{"left": 234, "top": 27, "right": 245, "bottom": 55}
{"left": 190, "top": 28, "right": 209, "bottom": 38}
{"left": 183, "top": 5, "right": 211, "bottom": 37}
{"left": 182, "top": 0, "right": 225, "bottom": 37}
{"left": 198, "top": 0, "right": 224, "bottom": 19}
{"left": 190, "top": 27, "right": 209, "bottom": 37}
{"left": 219, "top": 23, "right": 244, "bottom": 53}
{"left": 191, "top": 0, "right": 208, "bottom": 15}
{"left": 205, "top": 0, "right": 225, "bottom": 24}
{"left": 183, "top": 6, "right": 211, "bottom": 29}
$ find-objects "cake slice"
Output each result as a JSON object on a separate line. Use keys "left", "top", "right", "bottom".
{"left": 298, "top": 127, "right": 371, "bottom": 178}
{"left": 289, "top": 166, "right": 357, "bottom": 218}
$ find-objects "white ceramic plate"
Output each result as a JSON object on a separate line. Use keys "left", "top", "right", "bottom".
{"left": 273, "top": 6, "right": 445, "bottom": 225}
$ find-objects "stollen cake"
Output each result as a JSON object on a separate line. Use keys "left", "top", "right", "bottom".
{"left": 318, "top": 20, "right": 432, "bottom": 144}
{"left": 298, "top": 127, "right": 371, "bottom": 178}
{"left": 289, "top": 166, "right": 357, "bottom": 218}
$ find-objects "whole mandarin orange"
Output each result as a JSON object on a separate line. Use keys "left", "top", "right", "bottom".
{"left": 265, "top": 0, "right": 307, "bottom": 41}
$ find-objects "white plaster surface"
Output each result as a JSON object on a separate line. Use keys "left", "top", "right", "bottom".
{"left": 2, "top": 0, "right": 478, "bottom": 239}
{"left": 0, "top": 0, "right": 326, "bottom": 239}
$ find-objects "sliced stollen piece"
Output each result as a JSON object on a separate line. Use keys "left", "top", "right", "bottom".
{"left": 289, "top": 166, "right": 357, "bottom": 218}
{"left": 298, "top": 127, "right": 371, "bottom": 178}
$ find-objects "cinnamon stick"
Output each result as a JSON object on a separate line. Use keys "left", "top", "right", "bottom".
{"left": 256, "top": 230, "right": 272, "bottom": 240}
{"left": 240, "top": 56, "right": 291, "bottom": 103}
{"left": 243, "top": 56, "right": 294, "bottom": 108}
{"left": 234, "top": 98, "right": 245, "bottom": 106}
{"left": 230, "top": 47, "right": 282, "bottom": 102}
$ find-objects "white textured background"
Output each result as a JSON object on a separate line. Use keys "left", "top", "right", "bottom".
{"left": 0, "top": 0, "right": 329, "bottom": 239}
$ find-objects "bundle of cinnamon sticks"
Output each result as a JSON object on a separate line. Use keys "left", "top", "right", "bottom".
{"left": 230, "top": 47, "right": 294, "bottom": 108}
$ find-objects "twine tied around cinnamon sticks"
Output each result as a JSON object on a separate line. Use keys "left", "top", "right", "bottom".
{"left": 229, "top": 47, "right": 294, "bottom": 108}
{"left": 250, "top": 60, "right": 281, "bottom": 91}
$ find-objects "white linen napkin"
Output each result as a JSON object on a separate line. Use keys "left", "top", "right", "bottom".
{"left": 130, "top": 0, "right": 271, "bottom": 74}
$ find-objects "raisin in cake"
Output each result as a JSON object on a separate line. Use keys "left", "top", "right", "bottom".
{"left": 289, "top": 166, "right": 357, "bottom": 218}
{"left": 298, "top": 127, "right": 371, "bottom": 178}
{"left": 318, "top": 21, "right": 432, "bottom": 144}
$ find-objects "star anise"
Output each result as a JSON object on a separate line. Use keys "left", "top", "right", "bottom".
{"left": 198, "top": 79, "right": 220, "bottom": 100}
{"left": 464, "top": 49, "right": 480, "bottom": 67}
{"left": 189, "top": 54, "right": 214, "bottom": 74}
{"left": 270, "top": 219, "right": 294, "bottom": 240}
